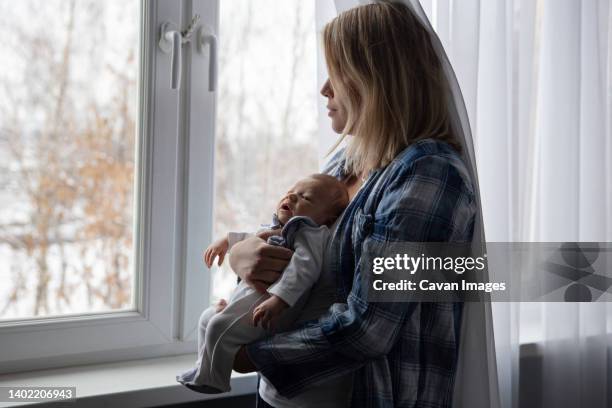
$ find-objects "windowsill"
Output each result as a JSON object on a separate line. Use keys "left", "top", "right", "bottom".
{"left": 0, "top": 354, "right": 257, "bottom": 407}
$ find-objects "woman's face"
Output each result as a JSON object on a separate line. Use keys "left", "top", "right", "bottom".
{"left": 320, "top": 78, "right": 348, "bottom": 134}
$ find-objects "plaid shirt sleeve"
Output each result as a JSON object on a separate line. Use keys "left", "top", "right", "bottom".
{"left": 246, "top": 152, "right": 475, "bottom": 399}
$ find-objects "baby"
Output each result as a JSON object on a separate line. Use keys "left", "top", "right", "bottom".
{"left": 177, "top": 174, "right": 349, "bottom": 394}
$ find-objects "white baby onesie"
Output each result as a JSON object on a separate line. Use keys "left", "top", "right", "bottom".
{"left": 176, "top": 216, "right": 330, "bottom": 393}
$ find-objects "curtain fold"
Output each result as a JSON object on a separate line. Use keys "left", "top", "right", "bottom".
{"left": 426, "top": 0, "right": 612, "bottom": 407}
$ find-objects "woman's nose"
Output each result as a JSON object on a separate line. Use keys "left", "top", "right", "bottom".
{"left": 320, "top": 78, "right": 333, "bottom": 98}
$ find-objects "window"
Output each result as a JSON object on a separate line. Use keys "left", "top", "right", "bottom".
{"left": 0, "top": 0, "right": 327, "bottom": 374}
{"left": 0, "top": 0, "right": 219, "bottom": 373}
{"left": 210, "top": 0, "right": 320, "bottom": 303}
{"left": 0, "top": 0, "right": 139, "bottom": 321}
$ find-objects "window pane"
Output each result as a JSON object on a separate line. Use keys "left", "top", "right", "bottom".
{"left": 0, "top": 0, "right": 139, "bottom": 320}
{"left": 212, "top": 1, "right": 319, "bottom": 300}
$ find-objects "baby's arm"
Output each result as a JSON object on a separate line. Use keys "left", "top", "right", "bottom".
{"left": 252, "top": 295, "right": 287, "bottom": 330}
{"left": 204, "top": 237, "right": 229, "bottom": 268}
{"left": 203, "top": 232, "right": 253, "bottom": 268}
{"left": 252, "top": 225, "right": 328, "bottom": 328}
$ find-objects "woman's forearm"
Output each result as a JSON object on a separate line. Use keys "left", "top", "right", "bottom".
{"left": 228, "top": 235, "right": 293, "bottom": 292}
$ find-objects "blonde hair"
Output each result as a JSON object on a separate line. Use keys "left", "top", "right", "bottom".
{"left": 323, "top": 1, "right": 460, "bottom": 175}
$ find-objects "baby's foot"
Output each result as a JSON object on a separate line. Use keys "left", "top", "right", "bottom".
{"left": 215, "top": 298, "right": 228, "bottom": 313}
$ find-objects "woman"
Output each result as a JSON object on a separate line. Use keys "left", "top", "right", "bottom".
{"left": 229, "top": 1, "right": 496, "bottom": 407}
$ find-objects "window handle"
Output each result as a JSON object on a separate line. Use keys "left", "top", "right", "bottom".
{"left": 198, "top": 25, "right": 217, "bottom": 92}
{"left": 159, "top": 22, "right": 182, "bottom": 90}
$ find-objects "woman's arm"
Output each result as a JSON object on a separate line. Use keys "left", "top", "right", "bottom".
{"left": 243, "top": 154, "right": 476, "bottom": 398}
{"left": 229, "top": 235, "right": 293, "bottom": 293}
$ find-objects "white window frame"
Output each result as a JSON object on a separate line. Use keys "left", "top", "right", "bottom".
{"left": 180, "top": 0, "right": 219, "bottom": 342}
{"left": 0, "top": 0, "right": 219, "bottom": 374}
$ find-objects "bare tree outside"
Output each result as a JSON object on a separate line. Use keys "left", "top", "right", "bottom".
{"left": 0, "top": 0, "right": 138, "bottom": 319}
{"left": 211, "top": 0, "right": 319, "bottom": 301}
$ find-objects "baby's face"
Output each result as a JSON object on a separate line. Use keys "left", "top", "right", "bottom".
{"left": 276, "top": 177, "right": 341, "bottom": 226}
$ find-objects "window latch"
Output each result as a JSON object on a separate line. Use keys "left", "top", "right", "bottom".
{"left": 159, "top": 15, "right": 216, "bottom": 92}
{"left": 197, "top": 24, "right": 217, "bottom": 92}
{"left": 158, "top": 21, "right": 183, "bottom": 90}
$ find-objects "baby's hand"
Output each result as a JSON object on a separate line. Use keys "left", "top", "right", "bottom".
{"left": 214, "top": 298, "right": 228, "bottom": 313}
{"left": 252, "top": 295, "right": 288, "bottom": 331}
{"left": 203, "top": 237, "right": 230, "bottom": 268}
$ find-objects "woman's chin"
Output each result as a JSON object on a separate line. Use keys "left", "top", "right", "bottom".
{"left": 331, "top": 120, "right": 348, "bottom": 134}
{"left": 331, "top": 125, "right": 344, "bottom": 134}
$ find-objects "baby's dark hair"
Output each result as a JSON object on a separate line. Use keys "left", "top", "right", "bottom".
{"left": 308, "top": 173, "right": 349, "bottom": 224}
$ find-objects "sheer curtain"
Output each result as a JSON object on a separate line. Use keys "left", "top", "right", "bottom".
{"left": 422, "top": 0, "right": 612, "bottom": 407}
{"left": 316, "top": 0, "right": 611, "bottom": 407}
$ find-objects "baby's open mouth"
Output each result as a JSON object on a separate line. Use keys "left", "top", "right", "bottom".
{"left": 280, "top": 203, "right": 292, "bottom": 212}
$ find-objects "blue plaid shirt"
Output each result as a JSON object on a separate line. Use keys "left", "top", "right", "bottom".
{"left": 247, "top": 139, "right": 477, "bottom": 407}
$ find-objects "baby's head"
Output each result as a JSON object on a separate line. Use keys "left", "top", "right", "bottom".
{"left": 276, "top": 174, "right": 349, "bottom": 226}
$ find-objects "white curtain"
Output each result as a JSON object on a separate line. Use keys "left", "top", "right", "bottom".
{"left": 316, "top": 0, "right": 612, "bottom": 407}
{"left": 422, "top": 0, "right": 612, "bottom": 407}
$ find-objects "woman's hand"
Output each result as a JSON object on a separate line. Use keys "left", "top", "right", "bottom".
{"left": 234, "top": 346, "right": 257, "bottom": 373}
{"left": 255, "top": 228, "right": 282, "bottom": 241}
{"left": 229, "top": 235, "right": 293, "bottom": 293}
